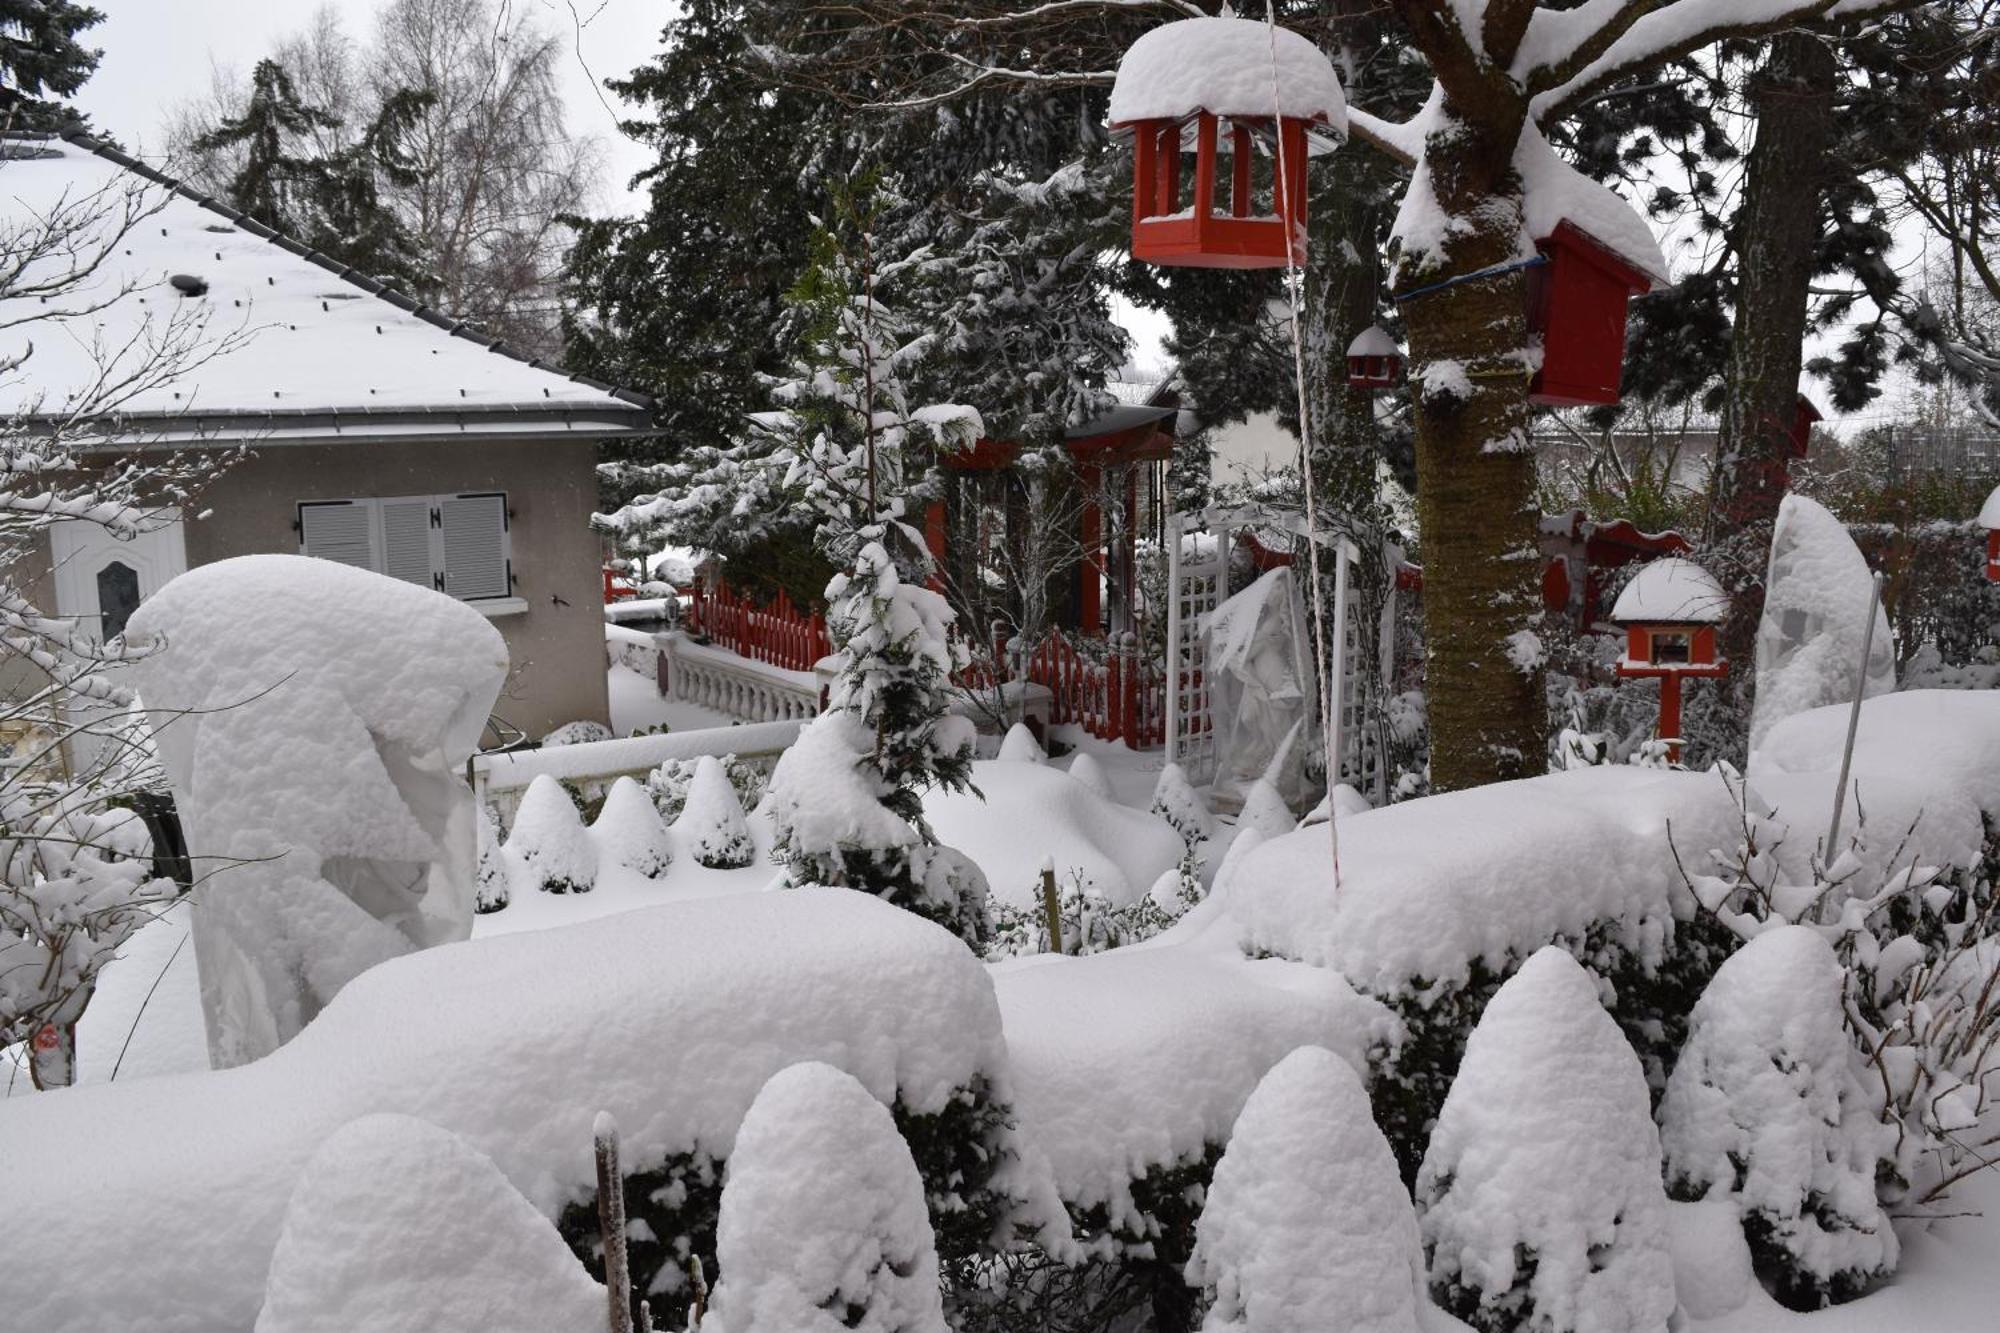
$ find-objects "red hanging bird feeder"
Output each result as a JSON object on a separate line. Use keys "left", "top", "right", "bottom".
{"left": 1345, "top": 325, "right": 1403, "bottom": 389}
{"left": 1109, "top": 17, "right": 1346, "bottom": 270}
{"left": 1981, "top": 483, "right": 2000, "bottom": 583}
{"left": 1610, "top": 557, "right": 1728, "bottom": 760}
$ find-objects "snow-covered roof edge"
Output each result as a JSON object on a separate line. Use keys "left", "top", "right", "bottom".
{"left": 8, "top": 131, "right": 654, "bottom": 427}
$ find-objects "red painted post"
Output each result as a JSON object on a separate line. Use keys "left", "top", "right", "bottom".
{"left": 1079, "top": 465, "right": 1103, "bottom": 635}
{"left": 1658, "top": 672, "right": 1684, "bottom": 762}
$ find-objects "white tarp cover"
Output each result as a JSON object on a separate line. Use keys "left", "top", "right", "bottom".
{"left": 1200, "top": 567, "right": 1315, "bottom": 808}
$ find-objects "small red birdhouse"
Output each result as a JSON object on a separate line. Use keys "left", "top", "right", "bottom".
{"left": 1981, "top": 483, "right": 2000, "bottom": 583}
{"left": 1527, "top": 221, "right": 1657, "bottom": 408}
{"left": 1788, "top": 396, "right": 1822, "bottom": 461}
{"left": 1611, "top": 557, "right": 1727, "bottom": 758}
{"left": 1109, "top": 17, "right": 1345, "bottom": 270}
{"left": 1346, "top": 326, "right": 1403, "bottom": 390}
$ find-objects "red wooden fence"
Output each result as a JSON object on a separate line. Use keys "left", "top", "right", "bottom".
{"left": 686, "top": 582, "right": 832, "bottom": 673}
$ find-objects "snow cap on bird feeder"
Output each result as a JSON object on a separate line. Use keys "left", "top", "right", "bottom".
{"left": 1981, "top": 482, "right": 2000, "bottom": 583}
{"left": 1345, "top": 325, "right": 1402, "bottom": 390}
{"left": 1516, "top": 128, "right": 1670, "bottom": 408}
{"left": 1109, "top": 16, "right": 1345, "bottom": 269}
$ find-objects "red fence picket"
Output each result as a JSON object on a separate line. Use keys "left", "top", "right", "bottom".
{"left": 686, "top": 581, "right": 832, "bottom": 673}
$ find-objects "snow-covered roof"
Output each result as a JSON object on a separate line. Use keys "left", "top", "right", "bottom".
{"left": 1610, "top": 557, "right": 1726, "bottom": 625}
{"left": 1516, "top": 125, "right": 1670, "bottom": 287}
{"left": 1980, "top": 482, "right": 2000, "bottom": 529}
{"left": 1345, "top": 325, "right": 1399, "bottom": 358}
{"left": 1108, "top": 17, "right": 1347, "bottom": 131}
{"left": 0, "top": 135, "right": 651, "bottom": 444}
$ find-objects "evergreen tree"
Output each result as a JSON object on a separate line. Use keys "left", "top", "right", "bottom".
{"left": 0, "top": 0, "right": 103, "bottom": 133}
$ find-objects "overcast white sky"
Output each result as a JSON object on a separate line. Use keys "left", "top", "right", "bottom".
{"left": 77, "top": 0, "right": 669, "bottom": 210}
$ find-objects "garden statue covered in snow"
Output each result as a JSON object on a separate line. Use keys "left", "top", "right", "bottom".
{"left": 126, "top": 555, "right": 508, "bottom": 1067}
{"left": 1201, "top": 567, "right": 1315, "bottom": 808}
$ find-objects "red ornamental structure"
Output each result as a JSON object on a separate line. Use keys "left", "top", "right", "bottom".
{"left": 1982, "top": 483, "right": 2000, "bottom": 583}
{"left": 1345, "top": 325, "right": 1403, "bottom": 389}
{"left": 1610, "top": 557, "right": 1728, "bottom": 759}
{"left": 1108, "top": 17, "right": 1346, "bottom": 269}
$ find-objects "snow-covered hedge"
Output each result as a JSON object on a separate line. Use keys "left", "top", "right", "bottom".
{"left": 0, "top": 890, "right": 1053, "bottom": 1333}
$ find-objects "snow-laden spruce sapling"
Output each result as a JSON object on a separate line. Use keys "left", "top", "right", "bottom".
{"left": 998, "top": 722, "right": 1046, "bottom": 763}
{"left": 507, "top": 774, "right": 598, "bottom": 894}
{"left": 1188, "top": 1046, "right": 1427, "bottom": 1333}
{"left": 677, "top": 754, "right": 755, "bottom": 869}
{"left": 1150, "top": 762, "right": 1215, "bottom": 847}
{"left": 645, "top": 753, "right": 765, "bottom": 823}
{"left": 474, "top": 802, "right": 510, "bottom": 913}
{"left": 1416, "top": 946, "right": 1674, "bottom": 1333}
{"left": 702, "top": 1062, "right": 947, "bottom": 1333}
{"left": 1067, "top": 751, "right": 1113, "bottom": 799}
{"left": 592, "top": 776, "right": 673, "bottom": 879}
{"left": 1660, "top": 926, "right": 1896, "bottom": 1309}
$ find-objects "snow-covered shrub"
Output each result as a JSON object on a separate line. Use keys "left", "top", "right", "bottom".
{"left": 473, "top": 803, "right": 509, "bottom": 913}
{"left": 703, "top": 1063, "right": 947, "bottom": 1333}
{"left": 1150, "top": 762, "right": 1215, "bottom": 846}
{"left": 997, "top": 723, "right": 1046, "bottom": 763}
{"left": 1659, "top": 926, "right": 1896, "bottom": 1309}
{"left": 506, "top": 775, "right": 598, "bottom": 894}
{"left": 645, "top": 753, "right": 766, "bottom": 824}
{"left": 1415, "top": 947, "right": 1675, "bottom": 1333}
{"left": 541, "top": 720, "right": 615, "bottom": 748}
{"left": 983, "top": 868, "right": 1182, "bottom": 960}
{"left": 1066, "top": 752, "right": 1112, "bottom": 800}
{"left": 256, "top": 1114, "right": 603, "bottom": 1333}
{"left": 676, "top": 755, "right": 755, "bottom": 869}
{"left": 1235, "top": 778, "right": 1295, "bottom": 841}
{"left": 591, "top": 776, "right": 673, "bottom": 879}
{"left": 1187, "top": 1047, "right": 1426, "bottom": 1333}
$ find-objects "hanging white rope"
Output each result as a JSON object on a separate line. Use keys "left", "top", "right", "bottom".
{"left": 1263, "top": 1, "right": 1341, "bottom": 890}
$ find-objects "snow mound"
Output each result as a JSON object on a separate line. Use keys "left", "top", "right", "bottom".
{"left": 71, "top": 899, "right": 206, "bottom": 1086}
{"left": 1981, "top": 482, "right": 2000, "bottom": 529}
{"left": 924, "top": 759, "right": 1182, "bottom": 908}
{"left": 0, "top": 889, "right": 1014, "bottom": 1333}
{"left": 1108, "top": 16, "right": 1347, "bottom": 130}
{"left": 1749, "top": 494, "right": 1894, "bottom": 754}
{"left": 766, "top": 710, "right": 916, "bottom": 858}
{"left": 1152, "top": 761, "right": 1217, "bottom": 844}
{"left": 994, "top": 943, "right": 1394, "bottom": 1223}
{"left": 1189, "top": 1046, "right": 1425, "bottom": 1333}
{"left": 1237, "top": 777, "right": 1296, "bottom": 840}
{"left": 1224, "top": 767, "right": 1741, "bottom": 996}
{"left": 591, "top": 776, "right": 672, "bottom": 879}
{"left": 1610, "top": 556, "right": 1725, "bottom": 624}
{"left": 1416, "top": 948, "right": 1674, "bottom": 1333}
{"left": 506, "top": 774, "right": 598, "bottom": 894}
{"left": 705, "top": 1063, "right": 945, "bottom": 1333}
{"left": 998, "top": 722, "right": 1047, "bottom": 763}
{"left": 125, "top": 554, "right": 508, "bottom": 1066}
{"left": 255, "top": 1114, "right": 603, "bottom": 1333}
{"left": 676, "top": 753, "right": 755, "bottom": 868}
{"left": 1067, "top": 751, "right": 1113, "bottom": 799}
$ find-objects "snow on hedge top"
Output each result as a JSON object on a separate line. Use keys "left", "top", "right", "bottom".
{"left": 0, "top": 889, "right": 1012, "bottom": 1333}
{"left": 706, "top": 1063, "right": 945, "bottom": 1333}
{"left": 1982, "top": 481, "right": 2000, "bottom": 528}
{"left": 1222, "top": 767, "right": 1742, "bottom": 996}
{"left": 1610, "top": 556, "right": 1726, "bottom": 624}
{"left": 127, "top": 555, "right": 507, "bottom": 866}
{"left": 0, "top": 141, "right": 641, "bottom": 427}
{"left": 1108, "top": 17, "right": 1346, "bottom": 129}
{"left": 1188, "top": 1046, "right": 1426, "bottom": 1333}
{"left": 255, "top": 1114, "right": 603, "bottom": 1333}
{"left": 993, "top": 942, "right": 1394, "bottom": 1220}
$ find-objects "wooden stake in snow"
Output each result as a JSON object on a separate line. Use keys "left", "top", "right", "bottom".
{"left": 1823, "top": 570, "right": 1884, "bottom": 860}
{"left": 1040, "top": 857, "right": 1064, "bottom": 956}
{"left": 595, "top": 1111, "right": 634, "bottom": 1333}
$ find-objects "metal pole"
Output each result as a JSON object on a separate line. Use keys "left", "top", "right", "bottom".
{"left": 1823, "top": 571, "right": 1885, "bottom": 860}
{"left": 1165, "top": 512, "right": 1183, "bottom": 766}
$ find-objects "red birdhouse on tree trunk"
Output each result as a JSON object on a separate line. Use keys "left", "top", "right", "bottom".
{"left": 1611, "top": 557, "right": 1728, "bottom": 760}
{"left": 1527, "top": 221, "right": 1660, "bottom": 407}
{"left": 1109, "top": 17, "right": 1346, "bottom": 270}
{"left": 1982, "top": 483, "right": 2000, "bottom": 583}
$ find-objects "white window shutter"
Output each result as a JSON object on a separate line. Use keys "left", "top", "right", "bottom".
{"left": 439, "top": 492, "right": 510, "bottom": 600}
{"left": 299, "top": 501, "right": 377, "bottom": 571}
{"left": 379, "top": 497, "right": 438, "bottom": 589}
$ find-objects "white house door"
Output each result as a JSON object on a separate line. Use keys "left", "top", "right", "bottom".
{"left": 50, "top": 512, "right": 188, "bottom": 643}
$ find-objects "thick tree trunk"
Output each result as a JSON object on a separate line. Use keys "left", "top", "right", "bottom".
{"left": 1399, "top": 111, "right": 1547, "bottom": 791}
{"left": 1705, "top": 32, "right": 1836, "bottom": 761}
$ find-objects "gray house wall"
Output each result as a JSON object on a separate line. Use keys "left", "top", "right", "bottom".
{"left": 182, "top": 435, "right": 612, "bottom": 738}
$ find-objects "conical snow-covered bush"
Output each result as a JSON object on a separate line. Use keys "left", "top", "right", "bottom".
{"left": 997, "top": 722, "right": 1046, "bottom": 763}
{"left": 703, "top": 1062, "right": 946, "bottom": 1333}
{"left": 1189, "top": 1046, "right": 1427, "bottom": 1333}
{"left": 1236, "top": 778, "right": 1295, "bottom": 841}
{"left": 591, "top": 776, "right": 673, "bottom": 879}
{"left": 1660, "top": 926, "right": 1895, "bottom": 1309}
{"left": 1067, "top": 751, "right": 1112, "bottom": 799}
{"left": 677, "top": 754, "right": 756, "bottom": 869}
{"left": 506, "top": 775, "right": 597, "bottom": 895}
{"left": 473, "top": 803, "right": 509, "bottom": 913}
{"left": 1416, "top": 947, "right": 1674, "bottom": 1333}
{"left": 1150, "top": 762, "right": 1215, "bottom": 846}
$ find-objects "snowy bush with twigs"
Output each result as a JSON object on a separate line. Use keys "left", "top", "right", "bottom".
{"left": 645, "top": 753, "right": 767, "bottom": 825}
{"left": 473, "top": 802, "right": 509, "bottom": 913}
{"left": 675, "top": 755, "right": 755, "bottom": 870}
{"left": 506, "top": 775, "right": 598, "bottom": 895}
{"left": 591, "top": 776, "right": 673, "bottom": 879}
